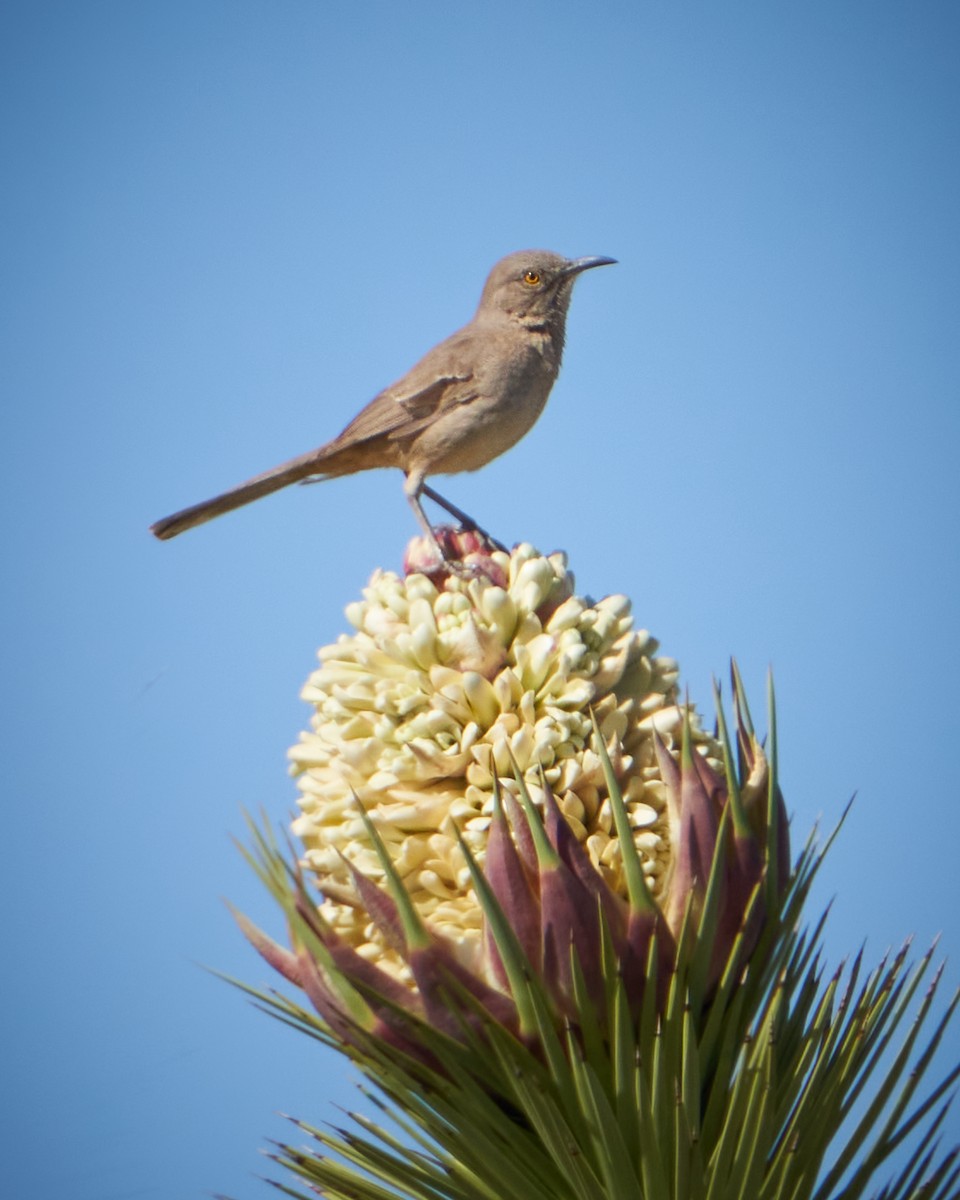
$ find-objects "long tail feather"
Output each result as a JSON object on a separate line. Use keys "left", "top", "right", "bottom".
{"left": 150, "top": 448, "right": 336, "bottom": 540}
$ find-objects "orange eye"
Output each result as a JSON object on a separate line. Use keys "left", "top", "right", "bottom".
{"left": 523, "top": 270, "right": 541, "bottom": 286}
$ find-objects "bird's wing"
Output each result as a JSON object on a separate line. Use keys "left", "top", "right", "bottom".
{"left": 328, "top": 330, "right": 480, "bottom": 448}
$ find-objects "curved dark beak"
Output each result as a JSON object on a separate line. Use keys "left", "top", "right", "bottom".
{"left": 561, "top": 255, "right": 618, "bottom": 277}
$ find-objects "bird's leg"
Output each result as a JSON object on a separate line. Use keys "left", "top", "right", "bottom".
{"left": 405, "top": 475, "right": 451, "bottom": 564}
{"left": 420, "top": 484, "right": 508, "bottom": 553}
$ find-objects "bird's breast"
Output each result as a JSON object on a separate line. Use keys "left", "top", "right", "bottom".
{"left": 407, "top": 340, "right": 559, "bottom": 476}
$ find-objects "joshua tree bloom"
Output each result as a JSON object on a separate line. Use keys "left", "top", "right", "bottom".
{"left": 236, "top": 536, "right": 959, "bottom": 1200}
{"left": 285, "top": 538, "right": 760, "bottom": 994}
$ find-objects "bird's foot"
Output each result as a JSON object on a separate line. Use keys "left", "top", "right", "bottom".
{"left": 403, "top": 526, "right": 508, "bottom": 587}
{"left": 419, "top": 485, "right": 508, "bottom": 553}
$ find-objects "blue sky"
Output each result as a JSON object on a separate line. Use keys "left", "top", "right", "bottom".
{"left": 2, "top": 3, "right": 959, "bottom": 1197}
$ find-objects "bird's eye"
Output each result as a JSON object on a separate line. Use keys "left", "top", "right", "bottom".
{"left": 522, "top": 270, "right": 541, "bottom": 286}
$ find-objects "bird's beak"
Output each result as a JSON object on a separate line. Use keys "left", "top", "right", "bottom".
{"left": 561, "top": 255, "right": 618, "bottom": 277}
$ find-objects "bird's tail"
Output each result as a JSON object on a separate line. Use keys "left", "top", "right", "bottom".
{"left": 150, "top": 446, "right": 342, "bottom": 540}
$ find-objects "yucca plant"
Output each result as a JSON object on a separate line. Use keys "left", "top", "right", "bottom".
{"left": 227, "top": 534, "right": 960, "bottom": 1200}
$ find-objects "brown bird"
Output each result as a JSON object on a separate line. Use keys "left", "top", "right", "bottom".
{"left": 150, "top": 249, "right": 616, "bottom": 556}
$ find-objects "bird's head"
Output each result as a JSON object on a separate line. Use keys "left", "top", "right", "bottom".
{"left": 477, "top": 250, "right": 616, "bottom": 328}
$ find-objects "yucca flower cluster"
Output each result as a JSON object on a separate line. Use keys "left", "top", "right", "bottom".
{"left": 236, "top": 535, "right": 960, "bottom": 1200}
{"left": 286, "top": 537, "right": 750, "bottom": 992}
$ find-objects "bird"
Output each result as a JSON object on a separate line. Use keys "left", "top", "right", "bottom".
{"left": 150, "top": 249, "right": 616, "bottom": 557}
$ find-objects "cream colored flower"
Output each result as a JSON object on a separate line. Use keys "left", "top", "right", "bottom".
{"left": 290, "top": 543, "right": 719, "bottom": 984}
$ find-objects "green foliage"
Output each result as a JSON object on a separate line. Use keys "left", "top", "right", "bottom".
{"left": 226, "top": 680, "right": 960, "bottom": 1200}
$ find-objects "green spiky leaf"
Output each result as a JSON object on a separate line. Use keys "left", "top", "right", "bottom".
{"left": 228, "top": 678, "right": 959, "bottom": 1200}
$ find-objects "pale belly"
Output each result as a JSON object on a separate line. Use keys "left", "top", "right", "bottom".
{"left": 406, "top": 355, "right": 557, "bottom": 476}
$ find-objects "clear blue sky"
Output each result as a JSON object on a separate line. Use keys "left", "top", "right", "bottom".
{"left": 2, "top": 3, "right": 959, "bottom": 1197}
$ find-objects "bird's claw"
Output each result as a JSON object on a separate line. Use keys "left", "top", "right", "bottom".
{"left": 403, "top": 525, "right": 509, "bottom": 587}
